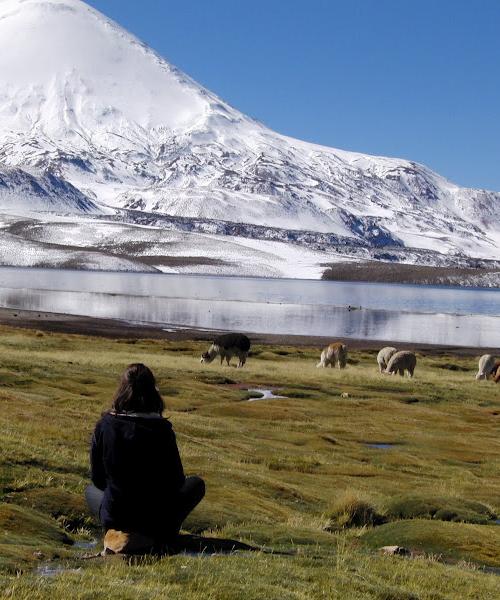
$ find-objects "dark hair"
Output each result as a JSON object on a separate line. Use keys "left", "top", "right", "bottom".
{"left": 112, "top": 363, "right": 164, "bottom": 414}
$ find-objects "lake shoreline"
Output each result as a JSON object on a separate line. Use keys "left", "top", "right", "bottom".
{"left": 1, "top": 307, "right": 497, "bottom": 356}
{"left": 321, "top": 261, "right": 500, "bottom": 289}
{"left": 0, "top": 267, "right": 499, "bottom": 346}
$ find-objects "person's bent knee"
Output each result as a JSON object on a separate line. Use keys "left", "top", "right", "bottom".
{"left": 193, "top": 475, "right": 206, "bottom": 496}
{"left": 197, "top": 476, "right": 206, "bottom": 499}
{"left": 186, "top": 475, "right": 205, "bottom": 501}
{"left": 85, "top": 484, "right": 104, "bottom": 520}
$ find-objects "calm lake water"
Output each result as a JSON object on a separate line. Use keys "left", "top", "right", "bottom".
{"left": 0, "top": 267, "right": 499, "bottom": 347}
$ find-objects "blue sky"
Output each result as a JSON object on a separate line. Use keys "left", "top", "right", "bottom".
{"left": 87, "top": 0, "right": 500, "bottom": 191}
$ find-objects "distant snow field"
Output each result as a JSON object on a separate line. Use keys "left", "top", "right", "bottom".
{"left": 0, "top": 214, "right": 352, "bottom": 278}
{"left": 0, "top": 0, "right": 499, "bottom": 281}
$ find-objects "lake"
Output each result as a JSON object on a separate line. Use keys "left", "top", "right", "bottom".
{"left": 0, "top": 267, "right": 498, "bottom": 347}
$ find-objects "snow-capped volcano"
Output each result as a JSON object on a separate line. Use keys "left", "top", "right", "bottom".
{"left": 0, "top": 0, "right": 498, "bottom": 278}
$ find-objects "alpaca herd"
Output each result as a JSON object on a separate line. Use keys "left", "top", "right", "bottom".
{"left": 200, "top": 334, "right": 498, "bottom": 382}
{"left": 317, "top": 343, "right": 417, "bottom": 377}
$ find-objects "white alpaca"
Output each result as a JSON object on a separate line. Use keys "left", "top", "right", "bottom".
{"left": 377, "top": 347, "right": 397, "bottom": 373}
{"left": 475, "top": 354, "right": 496, "bottom": 380}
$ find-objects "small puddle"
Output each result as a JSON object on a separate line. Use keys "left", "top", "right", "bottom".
{"left": 178, "top": 550, "right": 224, "bottom": 558}
{"left": 247, "top": 389, "right": 287, "bottom": 402}
{"left": 481, "top": 566, "right": 500, "bottom": 576}
{"left": 74, "top": 539, "right": 98, "bottom": 550}
{"left": 365, "top": 443, "right": 395, "bottom": 450}
{"left": 37, "top": 565, "right": 82, "bottom": 578}
{"left": 35, "top": 540, "right": 98, "bottom": 577}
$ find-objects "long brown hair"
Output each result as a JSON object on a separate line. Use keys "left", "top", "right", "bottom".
{"left": 112, "top": 364, "right": 164, "bottom": 414}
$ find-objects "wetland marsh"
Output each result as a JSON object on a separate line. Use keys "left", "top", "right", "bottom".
{"left": 0, "top": 324, "right": 499, "bottom": 598}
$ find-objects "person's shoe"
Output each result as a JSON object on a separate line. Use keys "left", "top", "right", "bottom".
{"left": 103, "top": 529, "right": 155, "bottom": 555}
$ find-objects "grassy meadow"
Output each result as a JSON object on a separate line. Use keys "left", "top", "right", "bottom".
{"left": 0, "top": 324, "right": 499, "bottom": 599}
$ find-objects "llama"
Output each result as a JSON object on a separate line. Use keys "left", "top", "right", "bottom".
{"left": 317, "top": 342, "right": 347, "bottom": 369}
{"left": 385, "top": 351, "right": 416, "bottom": 377}
{"left": 377, "top": 347, "right": 397, "bottom": 373}
{"left": 200, "top": 333, "right": 251, "bottom": 368}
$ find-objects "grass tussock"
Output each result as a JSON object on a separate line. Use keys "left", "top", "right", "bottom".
{"left": 4, "top": 488, "right": 90, "bottom": 532}
{"left": 384, "top": 495, "right": 497, "bottom": 525}
{"left": 279, "top": 387, "right": 316, "bottom": 399}
{"left": 266, "top": 456, "right": 323, "bottom": 474}
{"left": 325, "top": 492, "right": 386, "bottom": 530}
{"left": 0, "top": 504, "right": 71, "bottom": 545}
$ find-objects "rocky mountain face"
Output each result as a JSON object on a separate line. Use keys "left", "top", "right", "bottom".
{"left": 0, "top": 0, "right": 498, "bottom": 278}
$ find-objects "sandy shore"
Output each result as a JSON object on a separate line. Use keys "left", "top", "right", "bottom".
{"left": 0, "top": 306, "right": 497, "bottom": 357}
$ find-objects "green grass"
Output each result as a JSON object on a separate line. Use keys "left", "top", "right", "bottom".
{"left": 0, "top": 326, "right": 499, "bottom": 598}
{"left": 362, "top": 520, "right": 500, "bottom": 567}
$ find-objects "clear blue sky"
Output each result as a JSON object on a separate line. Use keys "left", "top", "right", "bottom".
{"left": 87, "top": 0, "right": 500, "bottom": 191}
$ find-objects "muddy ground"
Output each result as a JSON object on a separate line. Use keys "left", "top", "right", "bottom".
{"left": 0, "top": 307, "right": 497, "bottom": 357}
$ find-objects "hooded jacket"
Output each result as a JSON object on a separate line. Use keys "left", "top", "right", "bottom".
{"left": 91, "top": 412, "right": 185, "bottom": 535}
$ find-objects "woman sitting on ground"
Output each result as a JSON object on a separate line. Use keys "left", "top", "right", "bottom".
{"left": 85, "top": 363, "right": 205, "bottom": 553}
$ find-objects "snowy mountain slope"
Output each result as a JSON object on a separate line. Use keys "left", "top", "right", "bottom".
{"left": 0, "top": 0, "right": 498, "bottom": 274}
{"left": 1, "top": 212, "right": 498, "bottom": 281}
{"left": 0, "top": 213, "right": 347, "bottom": 278}
{"left": 0, "top": 165, "right": 99, "bottom": 213}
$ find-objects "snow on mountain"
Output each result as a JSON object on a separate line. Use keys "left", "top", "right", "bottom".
{"left": 0, "top": 0, "right": 498, "bottom": 278}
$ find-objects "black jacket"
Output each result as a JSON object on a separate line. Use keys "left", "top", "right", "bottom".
{"left": 91, "top": 412, "right": 185, "bottom": 534}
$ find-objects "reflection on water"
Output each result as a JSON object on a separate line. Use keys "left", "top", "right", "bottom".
{"left": 0, "top": 283, "right": 499, "bottom": 347}
{"left": 247, "top": 389, "right": 287, "bottom": 402}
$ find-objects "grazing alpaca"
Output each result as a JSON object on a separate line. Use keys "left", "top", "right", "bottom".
{"left": 385, "top": 351, "right": 416, "bottom": 377}
{"left": 317, "top": 342, "right": 347, "bottom": 369}
{"left": 200, "top": 333, "right": 251, "bottom": 368}
{"left": 475, "top": 354, "right": 496, "bottom": 380}
{"left": 494, "top": 365, "right": 500, "bottom": 383}
{"left": 377, "top": 347, "right": 397, "bottom": 373}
